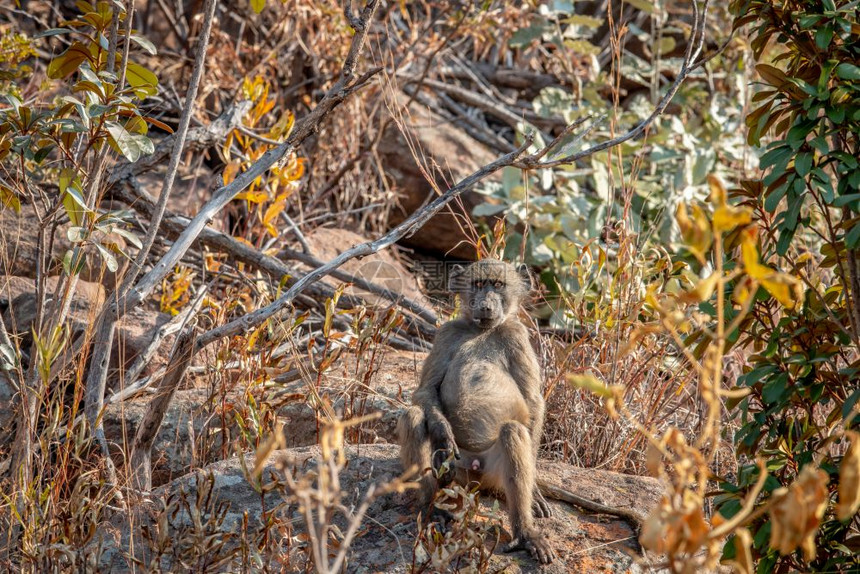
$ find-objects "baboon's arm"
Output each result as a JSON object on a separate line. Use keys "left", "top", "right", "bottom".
{"left": 411, "top": 322, "right": 463, "bottom": 454}
{"left": 504, "top": 321, "right": 545, "bottom": 457}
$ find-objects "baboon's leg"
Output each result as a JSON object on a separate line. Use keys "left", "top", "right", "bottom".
{"left": 480, "top": 421, "right": 555, "bottom": 564}
{"left": 397, "top": 406, "right": 435, "bottom": 505}
{"left": 497, "top": 421, "right": 536, "bottom": 537}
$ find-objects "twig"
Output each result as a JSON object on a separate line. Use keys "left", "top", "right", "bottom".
{"left": 281, "top": 211, "right": 311, "bottom": 254}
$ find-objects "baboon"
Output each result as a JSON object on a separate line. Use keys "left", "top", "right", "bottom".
{"left": 398, "top": 259, "right": 643, "bottom": 565}
{"left": 398, "top": 259, "right": 555, "bottom": 563}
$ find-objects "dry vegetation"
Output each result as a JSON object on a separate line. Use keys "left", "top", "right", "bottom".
{"left": 0, "top": 0, "right": 858, "bottom": 572}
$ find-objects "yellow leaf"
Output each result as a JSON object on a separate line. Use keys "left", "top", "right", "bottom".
{"left": 713, "top": 205, "right": 752, "bottom": 232}
{"left": 723, "top": 527, "right": 754, "bottom": 574}
{"left": 278, "top": 155, "right": 305, "bottom": 182}
{"left": 251, "top": 0, "right": 266, "bottom": 14}
{"left": 222, "top": 132, "right": 234, "bottom": 162}
{"left": 268, "top": 110, "right": 295, "bottom": 141}
{"left": 708, "top": 174, "right": 728, "bottom": 206}
{"left": 679, "top": 272, "right": 719, "bottom": 303}
{"left": 47, "top": 42, "right": 92, "bottom": 79}
{"left": 262, "top": 194, "right": 287, "bottom": 238}
{"left": 836, "top": 430, "right": 860, "bottom": 521}
{"left": 568, "top": 373, "right": 613, "bottom": 398}
{"left": 253, "top": 423, "right": 285, "bottom": 477}
{"left": 235, "top": 190, "right": 268, "bottom": 203}
{"left": 222, "top": 159, "right": 240, "bottom": 186}
{"left": 1, "top": 185, "right": 22, "bottom": 213}
{"left": 769, "top": 466, "right": 828, "bottom": 561}
{"left": 741, "top": 232, "right": 802, "bottom": 307}
{"left": 676, "top": 202, "right": 712, "bottom": 263}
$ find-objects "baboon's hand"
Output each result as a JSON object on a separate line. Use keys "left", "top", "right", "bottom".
{"left": 429, "top": 420, "right": 460, "bottom": 485}
{"left": 533, "top": 488, "right": 553, "bottom": 518}
{"left": 504, "top": 530, "right": 556, "bottom": 564}
{"left": 429, "top": 420, "right": 460, "bottom": 461}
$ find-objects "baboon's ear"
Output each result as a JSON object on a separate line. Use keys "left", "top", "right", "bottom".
{"left": 517, "top": 264, "right": 533, "bottom": 291}
{"left": 448, "top": 264, "right": 467, "bottom": 292}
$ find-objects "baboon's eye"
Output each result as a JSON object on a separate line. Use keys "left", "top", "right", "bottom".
{"left": 474, "top": 280, "right": 483, "bottom": 289}
{"left": 493, "top": 281, "right": 503, "bottom": 289}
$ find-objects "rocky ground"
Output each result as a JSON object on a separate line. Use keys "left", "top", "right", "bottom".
{"left": 95, "top": 444, "right": 660, "bottom": 573}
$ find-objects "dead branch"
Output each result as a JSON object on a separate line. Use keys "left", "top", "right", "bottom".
{"left": 111, "top": 179, "right": 437, "bottom": 341}
{"left": 279, "top": 246, "right": 438, "bottom": 325}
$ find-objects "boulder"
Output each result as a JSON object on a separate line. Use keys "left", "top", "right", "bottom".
{"left": 1, "top": 275, "right": 105, "bottom": 340}
{"left": 96, "top": 444, "right": 659, "bottom": 572}
{"left": 103, "top": 388, "right": 211, "bottom": 487}
{"left": 303, "top": 227, "right": 434, "bottom": 310}
{"left": 113, "top": 306, "right": 176, "bottom": 377}
{"left": 378, "top": 93, "right": 498, "bottom": 260}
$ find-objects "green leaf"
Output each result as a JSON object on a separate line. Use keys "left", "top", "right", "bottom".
{"left": 129, "top": 34, "right": 157, "bottom": 55}
{"left": 794, "top": 152, "right": 813, "bottom": 177}
{"left": 835, "top": 63, "right": 860, "bottom": 81}
{"left": 106, "top": 122, "right": 154, "bottom": 162}
{"left": 47, "top": 42, "right": 93, "bottom": 79}
{"left": 762, "top": 374, "right": 788, "bottom": 404}
{"left": 846, "top": 222, "right": 860, "bottom": 249}
{"left": 94, "top": 243, "right": 118, "bottom": 272}
{"left": 833, "top": 193, "right": 860, "bottom": 208}
{"left": 250, "top": 0, "right": 265, "bottom": 13}
{"left": 759, "top": 144, "right": 792, "bottom": 171}
{"left": 33, "top": 145, "right": 54, "bottom": 163}
{"left": 561, "top": 14, "right": 603, "bottom": 28}
{"left": 815, "top": 26, "right": 833, "bottom": 50}
{"left": 124, "top": 62, "right": 158, "bottom": 98}
{"left": 67, "top": 226, "right": 87, "bottom": 243}
{"left": 625, "top": 0, "right": 655, "bottom": 12}
{"left": 62, "top": 184, "right": 87, "bottom": 226}
{"left": 844, "top": 388, "right": 860, "bottom": 421}
{"left": 472, "top": 203, "right": 507, "bottom": 217}
{"left": 62, "top": 249, "right": 85, "bottom": 276}
{"left": 110, "top": 226, "right": 142, "bottom": 249}
{"left": 509, "top": 19, "right": 552, "bottom": 48}
{"left": 34, "top": 28, "right": 75, "bottom": 38}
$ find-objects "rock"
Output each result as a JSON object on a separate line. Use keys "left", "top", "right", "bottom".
{"left": 96, "top": 444, "right": 658, "bottom": 573}
{"left": 378, "top": 94, "right": 498, "bottom": 260}
{"left": 103, "top": 388, "right": 211, "bottom": 487}
{"left": 303, "top": 228, "right": 433, "bottom": 309}
{"left": 1, "top": 275, "right": 105, "bottom": 341}
{"left": 113, "top": 306, "right": 176, "bottom": 377}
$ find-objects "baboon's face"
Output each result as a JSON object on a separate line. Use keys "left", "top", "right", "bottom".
{"left": 450, "top": 261, "right": 530, "bottom": 330}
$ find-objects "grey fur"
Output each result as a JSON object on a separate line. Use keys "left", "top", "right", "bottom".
{"left": 398, "top": 259, "right": 555, "bottom": 564}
